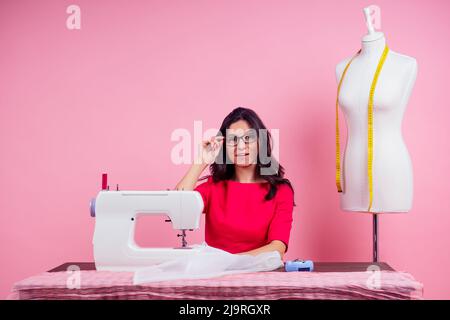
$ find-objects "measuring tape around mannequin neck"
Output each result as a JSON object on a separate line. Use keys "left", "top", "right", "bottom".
{"left": 335, "top": 45, "right": 390, "bottom": 212}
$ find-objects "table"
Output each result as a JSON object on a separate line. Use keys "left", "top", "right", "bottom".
{"left": 9, "top": 262, "right": 423, "bottom": 300}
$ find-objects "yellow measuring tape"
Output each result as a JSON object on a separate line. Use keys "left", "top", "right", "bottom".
{"left": 336, "top": 45, "right": 389, "bottom": 212}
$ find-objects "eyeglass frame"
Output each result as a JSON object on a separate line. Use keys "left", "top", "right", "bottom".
{"left": 224, "top": 129, "right": 258, "bottom": 147}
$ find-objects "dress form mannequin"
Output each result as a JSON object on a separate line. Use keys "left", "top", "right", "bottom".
{"left": 336, "top": 8, "right": 417, "bottom": 214}
{"left": 335, "top": 7, "right": 418, "bottom": 262}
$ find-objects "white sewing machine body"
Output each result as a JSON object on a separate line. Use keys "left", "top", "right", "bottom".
{"left": 91, "top": 190, "right": 204, "bottom": 271}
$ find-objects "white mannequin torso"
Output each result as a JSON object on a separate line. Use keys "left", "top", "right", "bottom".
{"left": 335, "top": 34, "right": 417, "bottom": 213}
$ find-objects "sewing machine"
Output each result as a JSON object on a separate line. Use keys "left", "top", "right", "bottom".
{"left": 90, "top": 174, "right": 204, "bottom": 271}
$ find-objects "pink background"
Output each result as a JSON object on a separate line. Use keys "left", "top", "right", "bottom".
{"left": 1, "top": 0, "right": 449, "bottom": 299}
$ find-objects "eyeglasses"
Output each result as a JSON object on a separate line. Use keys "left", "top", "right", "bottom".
{"left": 225, "top": 132, "right": 258, "bottom": 146}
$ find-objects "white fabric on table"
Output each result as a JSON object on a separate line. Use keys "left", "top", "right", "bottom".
{"left": 133, "top": 242, "right": 283, "bottom": 285}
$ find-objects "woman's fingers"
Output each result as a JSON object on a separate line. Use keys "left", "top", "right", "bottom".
{"left": 212, "top": 136, "right": 224, "bottom": 149}
{"left": 203, "top": 136, "right": 222, "bottom": 151}
{"left": 200, "top": 136, "right": 224, "bottom": 157}
{"left": 203, "top": 140, "right": 212, "bottom": 151}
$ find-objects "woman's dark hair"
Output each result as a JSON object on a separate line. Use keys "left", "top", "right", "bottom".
{"left": 204, "top": 107, "right": 295, "bottom": 203}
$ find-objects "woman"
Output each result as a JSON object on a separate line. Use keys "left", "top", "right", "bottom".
{"left": 175, "top": 107, "right": 294, "bottom": 258}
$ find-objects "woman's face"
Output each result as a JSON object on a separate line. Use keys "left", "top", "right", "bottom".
{"left": 225, "top": 120, "right": 258, "bottom": 167}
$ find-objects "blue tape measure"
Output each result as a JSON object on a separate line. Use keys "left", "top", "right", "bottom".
{"left": 285, "top": 259, "right": 314, "bottom": 272}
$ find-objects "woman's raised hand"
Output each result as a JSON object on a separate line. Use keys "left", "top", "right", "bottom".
{"left": 175, "top": 136, "right": 224, "bottom": 191}
{"left": 198, "top": 135, "right": 224, "bottom": 165}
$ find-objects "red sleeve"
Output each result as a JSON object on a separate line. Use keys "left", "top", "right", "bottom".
{"left": 194, "top": 176, "right": 212, "bottom": 214}
{"left": 267, "top": 184, "right": 294, "bottom": 252}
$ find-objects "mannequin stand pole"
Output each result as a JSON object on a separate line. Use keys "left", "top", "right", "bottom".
{"left": 373, "top": 214, "right": 378, "bottom": 262}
